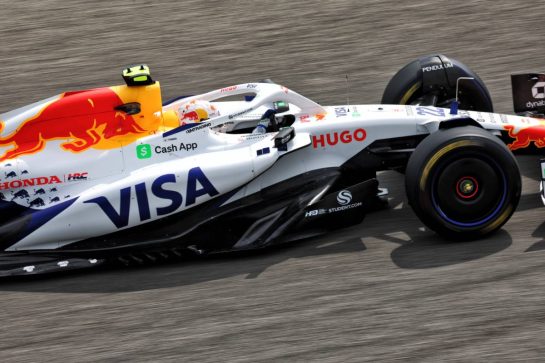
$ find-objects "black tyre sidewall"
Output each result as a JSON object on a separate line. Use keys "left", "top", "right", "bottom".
{"left": 406, "top": 126, "right": 521, "bottom": 240}
{"left": 381, "top": 59, "right": 422, "bottom": 105}
{"left": 382, "top": 55, "right": 493, "bottom": 112}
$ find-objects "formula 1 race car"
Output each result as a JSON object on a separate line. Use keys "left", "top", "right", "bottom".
{"left": 0, "top": 56, "right": 543, "bottom": 276}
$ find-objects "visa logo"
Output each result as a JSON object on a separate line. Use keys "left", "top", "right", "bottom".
{"left": 84, "top": 167, "right": 219, "bottom": 228}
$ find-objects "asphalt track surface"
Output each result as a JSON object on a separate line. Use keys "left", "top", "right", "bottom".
{"left": 2, "top": 1, "right": 545, "bottom": 361}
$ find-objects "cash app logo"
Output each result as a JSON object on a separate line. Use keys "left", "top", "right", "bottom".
{"left": 136, "top": 144, "right": 152, "bottom": 159}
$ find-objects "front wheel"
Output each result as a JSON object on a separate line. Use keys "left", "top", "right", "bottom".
{"left": 405, "top": 126, "right": 521, "bottom": 240}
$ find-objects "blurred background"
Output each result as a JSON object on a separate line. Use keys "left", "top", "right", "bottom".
{"left": 2, "top": 0, "right": 544, "bottom": 115}
{"left": 2, "top": 1, "right": 545, "bottom": 362}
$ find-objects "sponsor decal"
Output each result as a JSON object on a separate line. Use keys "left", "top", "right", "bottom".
{"left": 0, "top": 88, "right": 150, "bottom": 162}
{"left": 334, "top": 107, "right": 348, "bottom": 117}
{"left": 512, "top": 74, "right": 545, "bottom": 113}
{"left": 416, "top": 106, "right": 446, "bottom": 117}
{"left": 228, "top": 108, "right": 253, "bottom": 120}
{"left": 246, "top": 83, "right": 258, "bottom": 89}
{"left": 504, "top": 124, "right": 545, "bottom": 150}
{"left": 220, "top": 86, "right": 237, "bottom": 92}
{"left": 155, "top": 143, "right": 197, "bottom": 154}
{"left": 336, "top": 190, "right": 352, "bottom": 205}
{"left": 186, "top": 122, "right": 211, "bottom": 133}
{"left": 532, "top": 81, "right": 545, "bottom": 99}
{"left": 526, "top": 99, "right": 545, "bottom": 109}
{"left": 304, "top": 201, "right": 363, "bottom": 217}
{"left": 67, "top": 172, "right": 88, "bottom": 181}
{"left": 84, "top": 167, "right": 219, "bottom": 228}
{"left": 327, "top": 201, "right": 363, "bottom": 213}
{"left": 137, "top": 143, "right": 198, "bottom": 158}
{"left": 305, "top": 209, "right": 327, "bottom": 217}
{"left": 312, "top": 128, "right": 367, "bottom": 148}
{"left": 0, "top": 176, "right": 62, "bottom": 190}
{"left": 500, "top": 114, "right": 509, "bottom": 124}
{"left": 137, "top": 144, "right": 152, "bottom": 159}
{"left": 421, "top": 62, "right": 453, "bottom": 72}
{"left": 281, "top": 86, "right": 289, "bottom": 94}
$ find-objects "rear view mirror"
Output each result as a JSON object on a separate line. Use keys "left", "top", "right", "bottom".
{"left": 274, "top": 127, "right": 295, "bottom": 149}
{"left": 114, "top": 102, "right": 141, "bottom": 115}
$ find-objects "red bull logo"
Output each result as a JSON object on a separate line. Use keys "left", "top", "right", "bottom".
{"left": 178, "top": 100, "right": 219, "bottom": 125}
{"left": 504, "top": 124, "right": 545, "bottom": 150}
{"left": 181, "top": 109, "right": 207, "bottom": 123}
{"left": 0, "top": 85, "right": 161, "bottom": 162}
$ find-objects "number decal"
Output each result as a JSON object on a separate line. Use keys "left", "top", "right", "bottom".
{"left": 416, "top": 106, "right": 446, "bottom": 117}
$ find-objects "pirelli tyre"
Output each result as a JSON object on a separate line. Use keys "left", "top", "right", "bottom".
{"left": 405, "top": 126, "right": 521, "bottom": 240}
{"left": 381, "top": 54, "right": 493, "bottom": 112}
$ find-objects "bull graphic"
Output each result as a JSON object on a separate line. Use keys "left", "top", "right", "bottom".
{"left": 5, "top": 171, "right": 17, "bottom": 178}
{"left": 34, "top": 188, "right": 46, "bottom": 195}
{"left": 504, "top": 124, "right": 545, "bottom": 150}
{"left": 49, "top": 196, "right": 60, "bottom": 203}
{"left": 29, "top": 198, "right": 45, "bottom": 207}
{"left": 11, "top": 189, "right": 29, "bottom": 200}
{"left": 0, "top": 87, "right": 147, "bottom": 161}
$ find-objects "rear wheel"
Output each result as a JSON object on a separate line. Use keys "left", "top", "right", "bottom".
{"left": 382, "top": 54, "right": 494, "bottom": 112}
{"left": 405, "top": 126, "right": 521, "bottom": 240}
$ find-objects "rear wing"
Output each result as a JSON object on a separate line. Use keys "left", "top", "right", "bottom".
{"left": 511, "top": 73, "right": 545, "bottom": 114}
